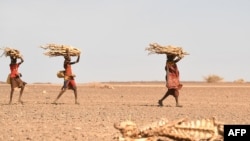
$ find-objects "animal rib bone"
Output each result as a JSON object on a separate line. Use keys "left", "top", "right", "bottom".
{"left": 114, "top": 117, "right": 223, "bottom": 141}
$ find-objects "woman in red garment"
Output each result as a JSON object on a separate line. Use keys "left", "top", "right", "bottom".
{"left": 52, "top": 49, "right": 80, "bottom": 104}
{"left": 9, "top": 56, "right": 26, "bottom": 104}
{"left": 158, "top": 54, "right": 183, "bottom": 107}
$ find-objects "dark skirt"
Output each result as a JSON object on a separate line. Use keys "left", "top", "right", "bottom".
{"left": 10, "top": 77, "right": 26, "bottom": 89}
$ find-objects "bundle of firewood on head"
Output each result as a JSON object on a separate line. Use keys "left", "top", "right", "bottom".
{"left": 0, "top": 47, "right": 23, "bottom": 59}
{"left": 145, "top": 43, "right": 189, "bottom": 58}
{"left": 40, "top": 43, "right": 81, "bottom": 57}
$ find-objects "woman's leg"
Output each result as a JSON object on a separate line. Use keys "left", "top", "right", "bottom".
{"left": 9, "top": 89, "right": 14, "bottom": 104}
{"left": 158, "top": 89, "right": 174, "bottom": 106}
{"left": 53, "top": 89, "right": 66, "bottom": 104}
{"left": 18, "top": 85, "right": 25, "bottom": 104}
{"left": 174, "top": 89, "right": 182, "bottom": 107}
{"left": 72, "top": 87, "right": 79, "bottom": 104}
{"left": 52, "top": 80, "right": 68, "bottom": 104}
{"left": 70, "top": 80, "right": 79, "bottom": 104}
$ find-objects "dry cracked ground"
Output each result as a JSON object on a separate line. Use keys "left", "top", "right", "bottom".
{"left": 0, "top": 82, "right": 250, "bottom": 141}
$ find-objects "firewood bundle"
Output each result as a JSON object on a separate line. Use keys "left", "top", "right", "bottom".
{"left": 0, "top": 47, "right": 23, "bottom": 58}
{"left": 40, "top": 43, "right": 81, "bottom": 57}
{"left": 145, "top": 43, "right": 189, "bottom": 58}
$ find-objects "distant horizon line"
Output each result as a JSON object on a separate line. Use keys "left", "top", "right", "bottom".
{"left": 1, "top": 80, "right": 249, "bottom": 85}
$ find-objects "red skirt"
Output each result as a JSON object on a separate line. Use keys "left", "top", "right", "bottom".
{"left": 62, "top": 79, "right": 76, "bottom": 90}
{"left": 166, "top": 73, "right": 182, "bottom": 90}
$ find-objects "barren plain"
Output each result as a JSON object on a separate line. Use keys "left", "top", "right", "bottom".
{"left": 0, "top": 82, "right": 250, "bottom": 141}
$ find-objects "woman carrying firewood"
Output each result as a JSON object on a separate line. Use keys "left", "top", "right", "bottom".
{"left": 158, "top": 54, "right": 183, "bottom": 107}
{"left": 9, "top": 56, "right": 26, "bottom": 104}
{"left": 52, "top": 48, "right": 80, "bottom": 104}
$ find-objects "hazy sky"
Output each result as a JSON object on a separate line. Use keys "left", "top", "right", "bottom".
{"left": 1, "top": 0, "right": 250, "bottom": 83}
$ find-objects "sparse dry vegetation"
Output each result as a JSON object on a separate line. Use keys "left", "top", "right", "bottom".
{"left": 204, "top": 74, "right": 224, "bottom": 83}
{"left": 85, "top": 82, "right": 114, "bottom": 89}
{"left": 233, "top": 78, "right": 245, "bottom": 83}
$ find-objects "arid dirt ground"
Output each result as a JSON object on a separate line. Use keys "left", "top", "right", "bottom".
{"left": 0, "top": 82, "right": 250, "bottom": 141}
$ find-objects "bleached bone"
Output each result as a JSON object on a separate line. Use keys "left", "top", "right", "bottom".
{"left": 114, "top": 117, "right": 223, "bottom": 141}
